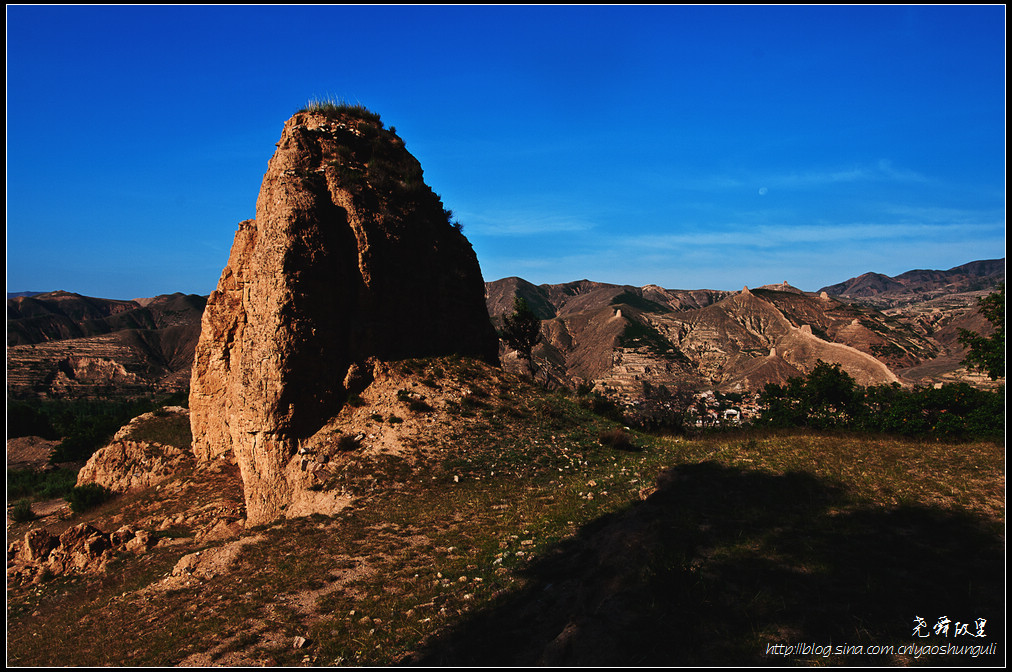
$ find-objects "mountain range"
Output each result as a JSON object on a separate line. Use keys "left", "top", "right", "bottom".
{"left": 6, "top": 258, "right": 1004, "bottom": 402}
{"left": 816, "top": 258, "right": 1005, "bottom": 306}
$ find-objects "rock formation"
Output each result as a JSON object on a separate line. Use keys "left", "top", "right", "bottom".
{"left": 189, "top": 105, "right": 499, "bottom": 524}
{"left": 8, "top": 523, "right": 157, "bottom": 584}
{"left": 77, "top": 407, "right": 194, "bottom": 493}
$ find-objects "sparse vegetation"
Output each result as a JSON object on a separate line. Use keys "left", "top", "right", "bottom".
{"left": 122, "top": 410, "right": 192, "bottom": 448}
{"left": 610, "top": 291, "right": 670, "bottom": 314}
{"left": 499, "top": 297, "right": 542, "bottom": 375}
{"left": 759, "top": 360, "right": 1004, "bottom": 438}
{"left": 7, "top": 466, "right": 78, "bottom": 502}
{"left": 65, "top": 483, "right": 114, "bottom": 514}
{"left": 958, "top": 284, "right": 1004, "bottom": 380}
{"left": 6, "top": 357, "right": 1004, "bottom": 667}
{"left": 298, "top": 97, "right": 382, "bottom": 125}
{"left": 617, "top": 318, "right": 682, "bottom": 358}
{"left": 11, "top": 498, "right": 35, "bottom": 522}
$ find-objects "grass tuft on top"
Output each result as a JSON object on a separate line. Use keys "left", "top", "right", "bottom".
{"left": 298, "top": 97, "right": 382, "bottom": 125}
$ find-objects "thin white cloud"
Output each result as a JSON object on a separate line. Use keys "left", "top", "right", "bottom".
{"left": 880, "top": 204, "right": 1004, "bottom": 224}
{"left": 672, "top": 160, "right": 929, "bottom": 192}
{"left": 612, "top": 220, "right": 1000, "bottom": 251}
{"left": 465, "top": 211, "right": 597, "bottom": 236}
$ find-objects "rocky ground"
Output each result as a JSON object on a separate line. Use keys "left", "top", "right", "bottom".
{"left": 6, "top": 357, "right": 1005, "bottom": 666}
{"left": 6, "top": 435, "right": 59, "bottom": 471}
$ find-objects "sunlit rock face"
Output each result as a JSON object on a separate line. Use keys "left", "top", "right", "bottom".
{"left": 190, "top": 107, "right": 498, "bottom": 524}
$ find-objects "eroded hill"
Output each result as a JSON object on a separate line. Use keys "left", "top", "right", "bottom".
{"left": 6, "top": 292, "right": 206, "bottom": 399}
{"left": 486, "top": 275, "right": 998, "bottom": 405}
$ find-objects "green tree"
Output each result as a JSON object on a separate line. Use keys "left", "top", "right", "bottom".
{"left": 499, "top": 296, "right": 542, "bottom": 376}
{"left": 958, "top": 285, "right": 1004, "bottom": 380}
{"left": 759, "top": 361, "right": 861, "bottom": 429}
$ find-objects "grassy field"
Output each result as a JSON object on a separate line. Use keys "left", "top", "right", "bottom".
{"left": 6, "top": 360, "right": 1004, "bottom": 666}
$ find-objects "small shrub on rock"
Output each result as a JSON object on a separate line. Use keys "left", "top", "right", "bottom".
{"left": 66, "top": 483, "right": 114, "bottom": 514}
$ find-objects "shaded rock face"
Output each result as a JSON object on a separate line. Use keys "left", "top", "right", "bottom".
{"left": 190, "top": 108, "right": 498, "bottom": 524}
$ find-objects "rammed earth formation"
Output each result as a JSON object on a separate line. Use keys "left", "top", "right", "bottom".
{"left": 189, "top": 105, "right": 498, "bottom": 524}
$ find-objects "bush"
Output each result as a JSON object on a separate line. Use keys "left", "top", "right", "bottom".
{"left": 408, "top": 400, "right": 433, "bottom": 413}
{"left": 598, "top": 428, "right": 638, "bottom": 451}
{"left": 580, "top": 393, "right": 625, "bottom": 424}
{"left": 66, "top": 483, "right": 114, "bottom": 514}
{"left": 11, "top": 499, "right": 35, "bottom": 523}
{"left": 336, "top": 434, "right": 361, "bottom": 452}
{"left": 759, "top": 362, "right": 1003, "bottom": 439}
{"left": 7, "top": 467, "right": 78, "bottom": 501}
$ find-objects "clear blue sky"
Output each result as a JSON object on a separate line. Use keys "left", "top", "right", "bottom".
{"left": 6, "top": 5, "right": 1006, "bottom": 299}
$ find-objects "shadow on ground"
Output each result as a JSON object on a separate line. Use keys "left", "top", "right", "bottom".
{"left": 410, "top": 462, "right": 1003, "bottom": 666}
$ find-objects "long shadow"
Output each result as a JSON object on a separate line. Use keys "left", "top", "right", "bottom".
{"left": 409, "top": 462, "right": 1004, "bottom": 666}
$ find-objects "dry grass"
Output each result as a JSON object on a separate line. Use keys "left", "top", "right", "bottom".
{"left": 6, "top": 358, "right": 1004, "bottom": 666}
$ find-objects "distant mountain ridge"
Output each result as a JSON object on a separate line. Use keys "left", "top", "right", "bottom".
{"left": 7, "top": 291, "right": 206, "bottom": 398}
{"left": 6, "top": 259, "right": 1002, "bottom": 401}
{"left": 817, "top": 258, "right": 1004, "bottom": 306}
{"left": 6, "top": 291, "right": 49, "bottom": 299}
{"left": 485, "top": 277, "right": 947, "bottom": 402}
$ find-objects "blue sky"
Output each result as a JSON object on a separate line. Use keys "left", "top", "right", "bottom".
{"left": 6, "top": 5, "right": 1006, "bottom": 299}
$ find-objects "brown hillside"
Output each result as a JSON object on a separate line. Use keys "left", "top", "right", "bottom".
{"left": 6, "top": 292, "right": 206, "bottom": 399}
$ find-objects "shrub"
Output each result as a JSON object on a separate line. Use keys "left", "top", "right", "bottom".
{"left": 759, "top": 363, "right": 1003, "bottom": 438}
{"left": 598, "top": 428, "right": 638, "bottom": 451}
{"left": 66, "top": 483, "right": 114, "bottom": 514}
{"left": 581, "top": 393, "right": 625, "bottom": 424}
{"left": 7, "top": 467, "right": 78, "bottom": 501}
{"left": 11, "top": 499, "right": 35, "bottom": 523}
{"left": 336, "top": 434, "right": 361, "bottom": 452}
{"left": 408, "top": 400, "right": 433, "bottom": 413}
